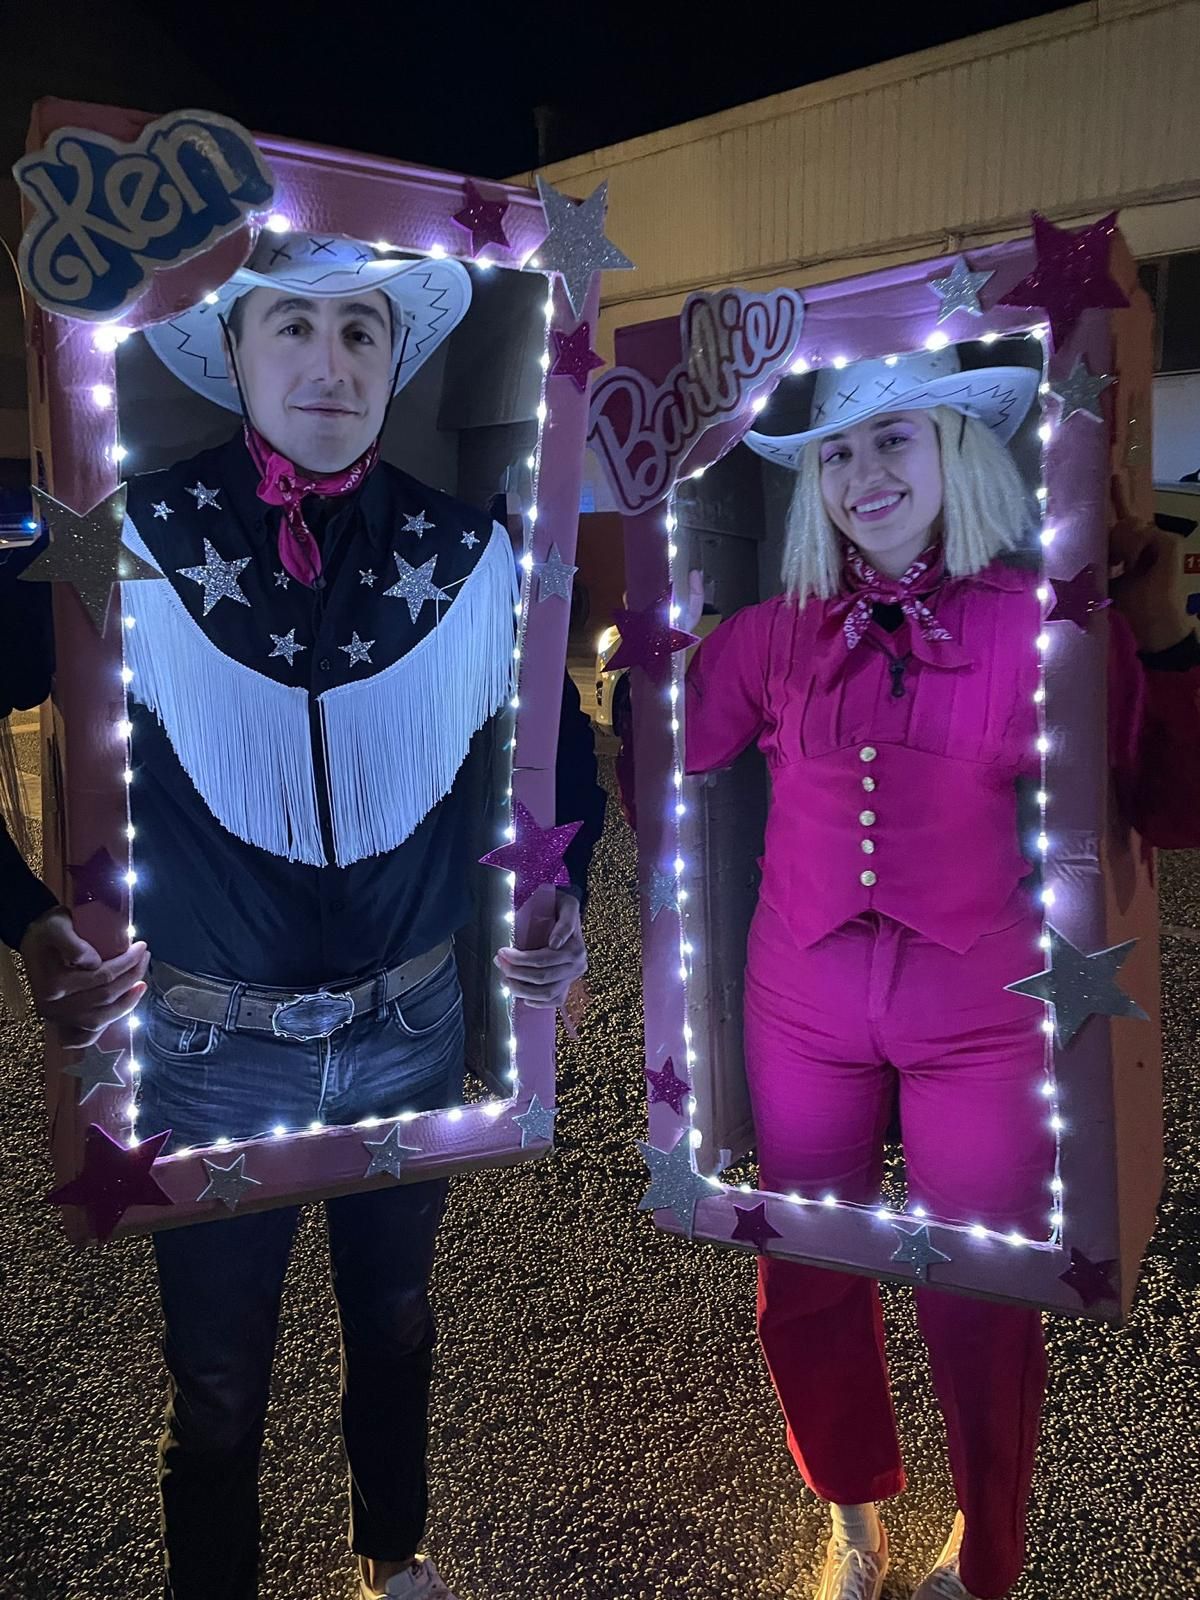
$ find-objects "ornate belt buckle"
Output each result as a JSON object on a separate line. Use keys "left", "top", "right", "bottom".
{"left": 271, "top": 989, "right": 356, "bottom": 1042}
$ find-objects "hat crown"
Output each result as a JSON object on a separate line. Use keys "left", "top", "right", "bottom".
{"left": 245, "top": 232, "right": 381, "bottom": 280}
{"left": 810, "top": 347, "right": 962, "bottom": 431}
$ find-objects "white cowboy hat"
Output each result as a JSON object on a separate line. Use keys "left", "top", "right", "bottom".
{"left": 144, "top": 232, "right": 473, "bottom": 412}
{"left": 743, "top": 347, "right": 1040, "bottom": 470}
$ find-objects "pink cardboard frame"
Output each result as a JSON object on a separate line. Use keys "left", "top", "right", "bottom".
{"left": 592, "top": 227, "right": 1160, "bottom": 1323}
{"left": 22, "top": 99, "right": 598, "bottom": 1243}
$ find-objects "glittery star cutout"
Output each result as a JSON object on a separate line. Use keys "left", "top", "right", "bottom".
{"left": 198, "top": 1153, "right": 261, "bottom": 1212}
{"left": 274, "top": 570, "right": 290, "bottom": 588}
{"left": 152, "top": 501, "right": 174, "bottom": 521}
{"left": 513, "top": 1092, "right": 557, "bottom": 1147}
{"left": 645, "top": 1056, "right": 691, "bottom": 1116}
{"left": 1005, "top": 927, "right": 1148, "bottom": 1047}
{"left": 534, "top": 176, "right": 635, "bottom": 316}
{"left": 359, "top": 568, "right": 377, "bottom": 587}
{"left": 1059, "top": 1246, "right": 1119, "bottom": 1308}
{"left": 61, "top": 1046, "right": 126, "bottom": 1102}
{"left": 1050, "top": 357, "right": 1115, "bottom": 423}
{"left": 384, "top": 553, "right": 447, "bottom": 623}
{"left": 185, "top": 481, "right": 221, "bottom": 510}
{"left": 452, "top": 178, "right": 511, "bottom": 256}
{"left": 267, "top": 628, "right": 306, "bottom": 666}
{"left": 998, "top": 212, "right": 1129, "bottom": 350}
{"left": 1047, "top": 566, "right": 1111, "bottom": 629}
{"left": 21, "top": 485, "right": 163, "bottom": 632}
{"left": 178, "top": 539, "right": 251, "bottom": 615}
{"left": 362, "top": 1124, "right": 421, "bottom": 1179}
{"left": 461, "top": 530, "right": 479, "bottom": 549}
{"left": 479, "top": 800, "right": 582, "bottom": 910}
{"left": 646, "top": 866, "right": 679, "bottom": 920}
{"left": 636, "top": 1134, "right": 713, "bottom": 1238}
{"left": 732, "top": 1200, "right": 783, "bottom": 1254}
{"left": 605, "top": 590, "right": 698, "bottom": 686}
{"left": 339, "top": 631, "right": 374, "bottom": 667}
{"left": 890, "top": 1223, "right": 953, "bottom": 1282}
{"left": 48, "top": 1124, "right": 172, "bottom": 1243}
{"left": 928, "top": 256, "right": 995, "bottom": 322}
{"left": 402, "top": 510, "right": 436, "bottom": 538}
{"left": 536, "top": 542, "right": 578, "bottom": 603}
{"left": 550, "top": 322, "right": 605, "bottom": 392}
{"left": 67, "top": 846, "right": 124, "bottom": 913}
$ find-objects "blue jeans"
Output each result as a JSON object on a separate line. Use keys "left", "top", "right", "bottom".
{"left": 137, "top": 953, "right": 465, "bottom": 1600}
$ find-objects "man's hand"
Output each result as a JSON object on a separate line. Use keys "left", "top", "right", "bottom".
{"left": 1109, "top": 476, "right": 1193, "bottom": 654}
{"left": 494, "top": 891, "right": 587, "bottom": 1009}
{"left": 19, "top": 908, "right": 149, "bottom": 1050}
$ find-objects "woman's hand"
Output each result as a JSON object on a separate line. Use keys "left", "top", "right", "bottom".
{"left": 494, "top": 891, "right": 587, "bottom": 1009}
{"left": 1108, "top": 477, "right": 1193, "bottom": 654}
{"left": 677, "top": 569, "right": 705, "bottom": 635}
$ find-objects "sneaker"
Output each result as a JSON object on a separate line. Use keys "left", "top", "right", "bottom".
{"left": 814, "top": 1524, "right": 889, "bottom": 1600}
{"left": 911, "top": 1513, "right": 977, "bottom": 1600}
{"left": 359, "top": 1555, "right": 459, "bottom": 1600}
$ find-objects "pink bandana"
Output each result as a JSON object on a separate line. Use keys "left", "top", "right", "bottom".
{"left": 245, "top": 425, "right": 380, "bottom": 587}
{"left": 831, "top": 542, "right": 953, "bottom": 652}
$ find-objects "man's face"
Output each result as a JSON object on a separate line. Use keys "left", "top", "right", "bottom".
{"left": 228, "top": 287, "right": 394, "bottom": 472}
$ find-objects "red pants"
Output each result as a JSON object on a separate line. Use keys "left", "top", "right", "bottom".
{"left": 744, "top": 902, "right": 1053, "bottom": 1599}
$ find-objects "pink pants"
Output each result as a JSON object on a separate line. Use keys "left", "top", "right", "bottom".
{"left": 744, "top": 901, "right": 1054, "bottom": 1599}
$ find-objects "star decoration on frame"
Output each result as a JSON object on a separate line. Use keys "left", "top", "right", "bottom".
{"left": 1047, "top": 566, "right": 1111, "bottom": 629}
{"left": 928, "top": 257, "right": 994, "bottom": 322}
{"left": 268, "top": 628, "right": 306, "bottom": 666}
{"left": 890, "top": 1222, "right": 953, "bottom": 1282}
{"left": 479, "top": 801, "right": 582, "bottom": 910}
{"left": 536, "top": 543, "right": 578, "bottom": 604}
{"left": 606, "top": 591, "right": 698, "bottom": 686}
{"left": 178, "top": 539, "right": 251, "bottom": 615}
{"left": 67, "top": 846, "right": 124, "bottom": 914}
{"left": 645, "top": 1056, "right": 691, "bottom": 1117}
{"left": 21, "top": 485, "right": 163, "bottom": 633}
{"left": 152, "top": 501, "right": 174, "bottom": 521}
{"left": 1050, "top": 357, "right": 1114, "bottom": 423}
{"left": 384, "top": 553, "right": 447, "bottom": 623}
{"left": 362, "top": 1124, "right": 422, "bottom": 1179}
{"left": 339, "top": 631, "right": 375, "bottom": 668}
{"left": 549, "top": 322, "right": 605, "bottom": 392}
{"left": 185, "top": 481, "right": 221, "bottom": 510}
{"left": 513, "top": 1093, "right": 557, "bottom": 1147}
{"left": 637, "top": 1134, "right": 714, "bottom": 1238}
{"left": 452, "top": 178, "right": 511, "bottom": 257}
{"left": 732, "top": 1201, "right": 783, "bottom": 1254}
{"left": 402, "top": 510, "right": 436, "bottom": 538}
{"left": 1059, "top": 1246, "right": 1119, "bottom": 1308}
{"left": 646, "top": 866, "right": 679, "bottom": 920}
{"left": 1005, "top": 927, "right": 1148, "bottom": 1047}
{"left": 534, "top": 176, "right": 634, "bottom": 317}
{"left": 48, "top": 1124, "right": 172, "bottom": 1243}
{"left": 997, "top": 212, "right": 1128, "bottom": 350}
{"left": 198, "top": 1153, "right": 261, "bottom": 1212}
{"left": 61, "top": 1046, "right": 126, "bottom": 1102}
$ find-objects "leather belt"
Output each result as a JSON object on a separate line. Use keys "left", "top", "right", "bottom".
{"left": 149, "top": 940, "right": 454, "bottom": 1043}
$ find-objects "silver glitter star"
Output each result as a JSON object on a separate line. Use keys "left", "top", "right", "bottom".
{"left": 402, "top": 510, "right": 437, "bottom": 538}
{"left": 384, "top": 553, "right": 447, "bottom": 623}
{"left": 646, "top": 866, "right": 679, "bottom": 920}
{"left": 269, "top": 628, "right": 306, "bottom": 666}
{"left": 339, "top": 631, "right": 374, "bottom": 668}
{"left": 152, "top": 501, "right": 174, "bottom": 520}
{"left": 362, "top": 1124, "right": 422, "bottom": 1179}
{"left": 61, "top": 1046, "right": 125, "bottom": 1102}
{"left": 513, "top": 1093, "right": 557, "bottom": 1148}
{"left": 179, "top": 539, "right": 251, "bottom": 615}
{"left": 274, "top": 569, "right": 290, "bottom": 588}
{"left": 461, "top": 530, "right": 479, "bottom": 549}
{"left": 536, "top": 542, "right": 578, "bottom": 604}
{"left": 21, "top": 485, "right": 164, "bottom": 633}
{"left": 1006, "top": 927, "right": 1147, "bottom": 1047}
{"left": 198, "top": 1153, "right": 262, "bottom": 1211}
{"left": 186, "top": 481, "right": 221, "bottom": 510}
{"left": 928, "top": 257, "right": 994, "bottom": 322}
{"left": 534, "top": 175, "right": 635, "bottom": 316}
{"left": 1051, "top": 357, "right": 1114, "bottom": 423}
{"left": 890, "top": 1223, "right": 953, "bottom": 1282}
{"left": 359, "top": 568, "right": 377, "bottom": 587}
{"left": 637, "top": 1135, "right": 714, "bottom": 1239}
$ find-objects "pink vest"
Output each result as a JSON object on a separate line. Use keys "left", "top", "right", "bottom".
{"left": 685, "top": 563, "right": 1041, "bottom": 954}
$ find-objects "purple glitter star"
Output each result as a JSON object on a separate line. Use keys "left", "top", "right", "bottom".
{"left": 549, "top": 322, "right": 605, "bottom": 393}
{"left": 732, "top": 1201, "right": 782, "bottom": 1254}
{"left": 451, "top": 179, "right": 511, "bottom": 257}
{"left": 605, "top": 590, "right": 698, "bottom": 686}
{"left": 48, "top": 1124, "right": 172, "bottom": 1243}
{"left": 67, "top": 846, "right": 125, "bottom": 914}
{"left": 645, "top": 1056, "right": 691, "bottom": 1116}
{"left": 1059, "top": 1246, "right": 1119, "bottom": 1308}
{"left": 998, "top": 212, "right": 1128, "bottom": 350}
{"left": 479, "top": 801, "right": 582, "bottom": 911}
{"left": 1047, "top": 565, "right": 1112, "bottom": 630}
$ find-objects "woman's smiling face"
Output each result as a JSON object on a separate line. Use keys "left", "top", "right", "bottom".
{"left": 818, "top": 409, "right": 945, "bottom": 573}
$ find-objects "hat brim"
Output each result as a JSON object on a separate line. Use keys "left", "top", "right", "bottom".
{"left": 743, "top": 366, "right": 1041, "bottom": 470}
{"left": 143, "top": 257, "right": 473, "bottom": 413}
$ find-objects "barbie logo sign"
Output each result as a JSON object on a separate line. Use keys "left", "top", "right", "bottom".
{"left": 588, "top": 287, "right": 804, "bottom": 515}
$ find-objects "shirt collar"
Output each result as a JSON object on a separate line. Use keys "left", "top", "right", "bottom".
{"left": 212, "top": 430, "right": 393, "bottom": 551}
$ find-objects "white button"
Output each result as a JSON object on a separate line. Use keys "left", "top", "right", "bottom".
{"left": 860, "top": 810, "right": 876, "bottom": 826}
{"left": 859, "top": 746, "right": 878, "bottom": 763}
{"left": 860, "top": 869, "right": 877, "bottom": 887}
{"left": 861, "top": 839, "right": 875, "bottom": 854}
{"left": 862, "top": 776, "right": 876, "bottom": 793}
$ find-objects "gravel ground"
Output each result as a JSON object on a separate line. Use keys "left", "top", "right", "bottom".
{"left": 1, "top": 760, "right": 1198, "bottom": 1600}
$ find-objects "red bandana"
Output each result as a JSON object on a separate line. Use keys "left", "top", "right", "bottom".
{"left": 833, "top": 542, "right": 953, "bottom": 651}
{"left": 244, "top": 424, "right": 380, "bottom": 587}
